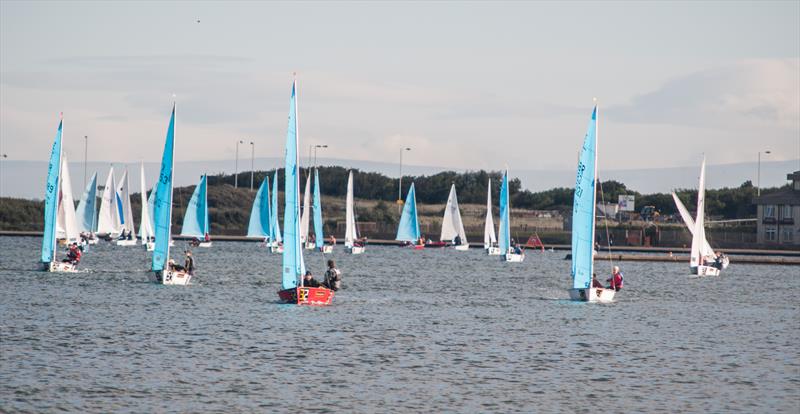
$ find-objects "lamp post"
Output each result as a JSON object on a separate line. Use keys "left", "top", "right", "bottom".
{"left": 250, "top": 141, "right": 255, "bottom": 191}
{"left": 313, "top": 144, "right": 327, "bottom": 169}
{"left": 235, "top": 139, "right": 243, "bottom": 188}
{"left": 0, "top": 154, "right": 7, "bottom": 198}
{"left": 757, "top": 150, "right": 771, "bottom": 196}
{"left": 84, "top": 135, "right": 88, "bottom": 186}
{"left": 398, "top": 147, "right": 411, "bottom": 212}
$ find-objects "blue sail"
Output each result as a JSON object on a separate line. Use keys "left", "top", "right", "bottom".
{"left": 152, "top": 106, "right": 175, "bottom": 272}
{"left": 395, "top": 182, "right": 420, "bottom": 241}
{"left": 181, "top": 175, "right": 208, "bottom": 238}
{"left": 571, "top": 106, "right": 598, "bottom": 289}
{"left": 247, "top": 177, "right": 271, "bottom": 237}
{"left": 271, "top": 172, "right": 281, "bottom": 242}
{"left": 498, "top": 171, "right": 510, "bottom": 253}
{"left": 76, "top": 172, "right": 98, "bottom": 233}
{"left": 313, "top": 169, "right": 324, "bottom": 247}
{"left": 282, "top": 81, "right": 305, "bottom": 290}
{"left": 41, "top": 120, "right": 63, "bottom": 264}
{"left": 116, "top": 191, "right": 125, "bottom": 225}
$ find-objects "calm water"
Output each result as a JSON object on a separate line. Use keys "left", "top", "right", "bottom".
{"left": 1, "top": 236, "right": 798, "bottom": 413}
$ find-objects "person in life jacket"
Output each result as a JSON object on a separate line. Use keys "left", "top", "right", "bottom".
{"left": 607, "top": 266, "right": 624, "bottom": 291}
{"left": 322, "top": 260, "right": 342, "bottom": 291}
{"left": 63, "top": 243, "right": 82, "bottom": 265}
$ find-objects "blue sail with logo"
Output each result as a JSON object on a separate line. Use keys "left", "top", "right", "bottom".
{"left": 313, "top": 169, "right": 324, "bottom": 247}
{"left": 571, "top": 106, "right": 598, "bottom": 289}
{"left": 395, "top": 182, "right": 420, "bottom": 242}
{"left": 498, "top": 171, "right": 510, "bottom": 254}
{"left": 282, "top": 81, "right": 305, "bottom": 290}
{"left": 271, "top": 172, "right": 282, "bottom": 242}
{"left": 152, "top": 106, "right": 175, "bottom": 272}
{"left": 41, "top": 120, "right": 63, "bottom": 264}
{"left": 247, "top": 177, "right": 271, "bottom": 238}
{"left": 180, "top": 175, "right": 208, "bottom": 238}
{"left": 76, "top": 172, "right": 98, "bottom": 233}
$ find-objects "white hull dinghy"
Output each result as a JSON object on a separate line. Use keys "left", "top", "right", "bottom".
{"left": 49, "top": 261, "right": 79, "bottom": 273}
{"left": 151, "top": 269, "right": 192, "bottom": 285}
{"left": 115, "top": 239, "right": 137, "bottom": 246}
{"left": 681, "top": 156, "right": 729, "bottom": 277}
{"left": 486, "top": 246, "right": 502, "bottom": 256}
{"left": 569, "top": 287, "right": 615, "bottom": 303}
{"left": 454, "top": 244, "right": 469, "bottom": 251}
{"left": 348, "top": 245, "right": 365, "bottom": 255}
{"left": 198, "top": 241, "right": 212, "bottom": 248}
{"left": 505, "top": 251, "right": 524, "bottom": 262}
{"left": 321, "top": 245, "right": 333, "bottom": 254}
{"left": 693, "top": 265, "right": 720, "bottom": 277}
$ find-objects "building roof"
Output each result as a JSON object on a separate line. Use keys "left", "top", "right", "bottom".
{"left": 788, "top": 170, "right": 800, "bottom": 181}
{"left": 753, "top": 189, "right": 800, "bottom": 205}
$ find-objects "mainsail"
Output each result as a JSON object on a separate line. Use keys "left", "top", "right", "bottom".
{"left": 55, "top": 155, "right": 80, "bottom": 242}
{"left": 299, "top": 174, "right": 311, "bottom": 243}
{"left": 498, "top": 171, "right": 511, "bottom": 253}
{"left": 247, "top": 176, "right": 271, "bottom": 238}
{"left": 312, "top": 169, "right": 324, "bottom": 246}
{"left": 395, "top": 182, "right": 420, "bottom": 242}
{"left": 690, "top": 156, "right": 712, "bottom": 268}
{"left": 152, "top": 105, "right": 175, "bottom": 272}
{"left": 118, "top": 168, "right": 136, "bottom": 236}
{"left": 344, "top": 171, "right": 359, "bottom": 248}
{"left": 75, "top": 172, "right": 98, "bottom": 233}
{"left": 671, "top": 191, "right": 714, "bottom": 256}
{"left": 181, "top": 175, "right": 208, "bottom": 238}
{"left": 41, "top": 119, "right": 63, "bottom": 264}
{"left": 571, "top": 106, "right": 598, "bottom": 290}
{"left": 440, "top": 184, "right": 467, "bottom": 244}
{"left": 139, "top": 163, "right": 154, "bottom": 242}
{"left": 281, "top": 80, "right": 306, "bottom": 290}
{"left": 97, "top": 167, "right": 121, "bottom": 235}
{"left": 484, "top": 179, "right": 497, "bottom": 249}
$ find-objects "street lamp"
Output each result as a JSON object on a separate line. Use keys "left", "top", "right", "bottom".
{"left": 398, "top": 147, "right": 411, "bottom": 211}
{"left": 313, "top": 144, "right": 327, "bottom": 169}
{"left": 83, "top": 135, "right": 88, "bottom": 186}
{"left": 757, "top": 150, "right": 771, "bottom": 196}
{"left": 0, "top": 154, "right": 7, "bottom": 198}
{"left": 235, "top": 139, "right": 243, "bottom": 188}
{"left": 250, "top": 141, "right": 255, "bottom": 191}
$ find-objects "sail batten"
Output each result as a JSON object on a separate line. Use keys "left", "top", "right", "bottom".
{"left": 571, "top": 106, "right": 598, "bottom": 289}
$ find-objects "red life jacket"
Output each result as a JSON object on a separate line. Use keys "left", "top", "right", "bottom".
{"left": 613, "top": 273, "right": 623, "bottom": 289}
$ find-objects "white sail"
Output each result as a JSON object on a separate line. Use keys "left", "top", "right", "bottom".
{"left": 299, "top": 174, "right": 311, "bottom": 243}
{"left": 672, "top": 192, "right": 714, "bottom": 255}
{"left": 97, "top": 167, "right": 121, "bottom": 235}
{"left": 484, "top": 179, "right": 497, "bottom": 249}
{"left": 139, "top": 163, "right": 154, "bottom": 242}
{"left": 690, "top": 156, "right": 713, "bottom": 268}
{"left": 118, "top": 168, "right": 136, "bottom": 236}
{"left": 344, "top": 171, "right": 358, "bottom": 247}
{"left": 55, "top": 155, "right": 80, "bottom": 242}
{"left": 440, "top": 184, "right": 467, "bottom": 243}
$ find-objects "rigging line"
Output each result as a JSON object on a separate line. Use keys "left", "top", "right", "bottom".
{"left": 597, "top": 176, "right": 614, "bottom": 273}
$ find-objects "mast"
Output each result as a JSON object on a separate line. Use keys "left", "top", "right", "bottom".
{"left": 591, "top": 101, "right": 599, "bottom": 276}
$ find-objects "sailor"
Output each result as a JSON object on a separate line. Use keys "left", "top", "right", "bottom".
{"left": 322, "top": 260, "right": 342, "bottom": 291}
{"left": 454, "top": 235, "right": 462, "bottom": 246}
{"left": 302, "top": 271, "right": 320, "bottom": 288}
{"left": 184, "top": 251, "right": 195, "bottom": 275}
{"left": 126, "top": 231, "right": 133, "bottom": 240}
{"left": 63, "top": 243, "right": 82, "bottom": 265}
{"left": 711, "top": 252, "right": 724, "bottom": 270}
{"left": 204, "top": 233, "right": 211, "bottom": 242}
{"left": 607, "top": 266, "right": 624, "bottom": 291}
{"left": 119, "top": 229, "right": 127, "bottom": 240}
{"left": 513, "top": 243, "right": 523, "bottom": 255}
{"left": 329, "top": 234, "right": 336, "bottom": 246}
{"left": 592, "top": 273, "right": 604, "bottom": 288}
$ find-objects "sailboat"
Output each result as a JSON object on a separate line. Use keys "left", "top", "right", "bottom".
{"left": 181, "top": 174, "right": 211, "bottom": 247}
{"left": 344, "top": 171, "right": 365, "bottom": 254}
{"left": 396, "top": 182, "right": 423, "bottom": 249}
{"left": 484, "top": 179, "right": 501, "bottom": 255}
{"left": 499, "top": 170, "right": 524, "bottom": 262}
{"left": 151, "top": 104, "right": 191, "bottom": 285}
{"left": 440, "top": 184, "right": 469, "bottom": 250}
{"left": 277, "top": 78, "right": 334, "bottom": 306}
{"left": 312, "top": 169, "right": 333, "bottom": 253}
{"left": 75, "top": 172, "right": 99, "bottom": 244}
{"left": 300, "top": 173, "right": 314, "bottom": 249}
{"left": 41, "top": 118, "right": 77, "bottom": 272}
{"left": 97, "top": 167, "right": 122, "bottom": 237}
{"left": 247, "top": 176, "right": 271, "bottom": 242}
{"left": 139, "top": 163, "right": 155, "bottom": 251}
{"left": 568, "top": 105, "right": 615, "bottom": 302}
{"left": 270, "top": 172, "right": 284, "bottom": 253}
{"left": 685, "top": 156, "right": 726, "bottom": 276}
{"left": 115, "top": 168, "right": 137, "bottom": 246}
{"left": 55, "top": 155, "right": 81, "bottom": 247}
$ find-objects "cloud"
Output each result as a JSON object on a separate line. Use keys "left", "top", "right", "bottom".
{"left": 609, "top": 59, "right": 800, "bottom": 130}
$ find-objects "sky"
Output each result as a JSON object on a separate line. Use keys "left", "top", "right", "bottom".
{"left": 1, "top": 1, "right": 799, "bottom": 192}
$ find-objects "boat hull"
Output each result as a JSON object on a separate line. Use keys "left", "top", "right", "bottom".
{"left": 486, "top": 246, "right": 502, "bottom": 256}
{"left": 47, "top": 261, "right": 78, "bottom": 273}
{"left": 569, "top": 287, "right": 616, "bottom": 302}
{"left": 348, "top": 245, "right": 365, "bottom": 255}
{"left": 692, "top": 265, "right": 721, "bottom": 276}
{"left": 152, "top": 270, "right": 192, "bottom": 285}
{"left": 413, "top": 245, "right": 425, "bottom": 250}
{"left": 304, "top": 242, "right": 316, "bottom": 250}
{"left": 277, "top": 287, "right": 334, "bottom": 306}
{"left": 144, "top": 242, "right": 155, "bottom": 252}
{"left": 426, "top": 241, "right": 447, "bottom": 248}
{"left": 270, "top": 245, "right": 284, "bottom": 253}
{"left": 505, "top": 253, "right": 524, "bottom": 262}
{"left": 320, "top": 245, "right": 333, "bottom": 254}
{"left": 453, "top": 244, "right": 469, "bottom": 251}
{"left": 198, "top": 241, "right": 212, "bottom": 248}
{"left": 115, "top": 239, "right": 137, "bottom": 246}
